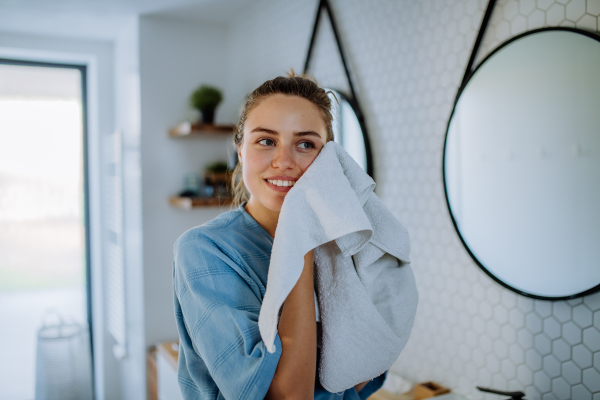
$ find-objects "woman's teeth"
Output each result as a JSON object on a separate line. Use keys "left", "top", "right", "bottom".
{"left": 267, "top": 179, "right": 295, "bottom": 187}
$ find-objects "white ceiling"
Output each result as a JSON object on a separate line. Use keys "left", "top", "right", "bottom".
{"left": 0, "top": 0, "right": 254, "bottom": 41}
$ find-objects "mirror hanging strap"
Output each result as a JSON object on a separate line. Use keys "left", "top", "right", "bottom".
{"left": 303, "top": 0, "right": 360, "bottom": 117}
{"left": 456, "top": 0, "right": 498, "bottom": 104}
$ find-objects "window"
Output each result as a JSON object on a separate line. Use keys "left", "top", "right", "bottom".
{"left": 0, "top": 59, "right": 92, "bottom": 400}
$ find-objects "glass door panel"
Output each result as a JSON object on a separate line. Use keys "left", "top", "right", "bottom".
{"left": 0, "top": 62, "right": 90, "bottom": 400}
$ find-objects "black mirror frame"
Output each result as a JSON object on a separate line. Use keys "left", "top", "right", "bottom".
{"left": 303, "top": 0, "right": 374, "bottom": 180}
{"left": 442, "top": 24, "right": 600, "bottom": 301}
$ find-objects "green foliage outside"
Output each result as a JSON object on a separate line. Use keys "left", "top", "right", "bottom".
{"left": 0, "top": 267, "right": 83, "bottom": 292}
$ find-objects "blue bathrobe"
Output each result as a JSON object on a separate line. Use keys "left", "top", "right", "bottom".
{"left": 172, "top": 201, "right": 387, "bottom": 399}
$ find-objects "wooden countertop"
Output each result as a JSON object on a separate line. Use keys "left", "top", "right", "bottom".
{"left": 154, "top": 340, "right": 411, "bottom": 399}
{"left": 369, "top": 388, "right": 414, "bottom": 400}
{"left": 156, "top": 341, "right": 179, "bottom": 371}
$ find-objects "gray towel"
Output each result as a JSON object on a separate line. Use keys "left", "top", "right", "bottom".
{"left": 258, "top": 141, "right": 418, "bottom": 392}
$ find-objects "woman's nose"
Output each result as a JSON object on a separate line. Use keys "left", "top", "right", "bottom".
{"left": 272, "top": 145, "right": 295, "bottom": 170}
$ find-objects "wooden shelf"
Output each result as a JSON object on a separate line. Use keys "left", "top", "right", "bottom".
{"left": 169, "top": 196, "right": 234, "bottom": 209}
{"left": 168, "top": 122, "right": 235, "bottom": 137}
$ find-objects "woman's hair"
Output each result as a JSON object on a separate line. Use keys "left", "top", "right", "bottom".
{"left": 231, "top": 70, "right": 335, "bottom": 206}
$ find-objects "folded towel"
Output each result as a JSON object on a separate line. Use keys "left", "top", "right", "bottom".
{"left": 258, "top": 141, "right": 418, "bottom": 392}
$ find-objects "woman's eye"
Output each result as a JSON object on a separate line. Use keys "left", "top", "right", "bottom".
{"left": 258, "top": 138, "right": 275, "bottom": 146}
{"left": 298, "top": 141, "right": 315, "bottom": 149}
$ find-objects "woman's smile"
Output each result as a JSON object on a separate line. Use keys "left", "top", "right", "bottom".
{"left": 265, "top": 179, "right": 295, "bottom": 192}
{"left": 264, "top": 174, "right": 299, "bottom": 192}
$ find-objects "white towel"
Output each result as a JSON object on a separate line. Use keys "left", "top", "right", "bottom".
{"left": 258, "top": 141, "right": 418, "bottom": 392}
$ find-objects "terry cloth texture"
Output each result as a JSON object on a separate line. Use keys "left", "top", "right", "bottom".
{"left": 258, "top": 141, "right": 419, "bottom": 393}
{"left": 172, "top": 203, "right": 387, "bottom": 399}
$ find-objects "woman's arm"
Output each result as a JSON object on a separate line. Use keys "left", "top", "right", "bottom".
{"left": 173, "top": 234, "right": 284, "bottom": 399}
{"left": 266, "top": 250, "right": 317, "bottom": 400}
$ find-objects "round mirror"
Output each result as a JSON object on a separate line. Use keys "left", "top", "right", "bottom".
{"left": 326, "top": 89, "right": 372, "bottom": 177}
{"left": 443, "top": 28, "right": 600, "bottom": 300}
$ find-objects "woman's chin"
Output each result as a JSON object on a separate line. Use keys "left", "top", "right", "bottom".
{"left": 267, "top": 202, "right": 283, "bottom": 213}
{"left": 264, "top": 197, "right": 285, "bottom": 212}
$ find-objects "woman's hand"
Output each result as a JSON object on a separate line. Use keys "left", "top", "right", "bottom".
{"left": 266, "top": 248, "right": 317, "bottom": 399}
{"left": 304, "top": 249, "right": 315, "bottom": 267}
{"left": 354, "top": 381, "right": 368, "bottom": 393}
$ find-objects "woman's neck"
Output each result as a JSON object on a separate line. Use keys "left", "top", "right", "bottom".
{"left": 244, "top": 197, "right": 280, "bottom": 239}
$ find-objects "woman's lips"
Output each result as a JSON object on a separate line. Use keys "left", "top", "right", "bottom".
{"left": 264, "top": 179, "right": 293, "bottom": 192}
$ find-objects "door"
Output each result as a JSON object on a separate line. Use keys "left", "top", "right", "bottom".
{"left": 0, "top": 59, "right": 92, "bottom": 399}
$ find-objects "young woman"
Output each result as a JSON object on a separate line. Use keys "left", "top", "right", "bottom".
{"left": 173, "top": 73, "right": 387, "bottom": 399}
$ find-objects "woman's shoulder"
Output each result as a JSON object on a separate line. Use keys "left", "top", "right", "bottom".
{"left": 174, "top": 207, "right": 245, "bottom": 251}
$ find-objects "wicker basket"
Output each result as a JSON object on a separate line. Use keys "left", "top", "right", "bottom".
{"left": 34, "top": 312, "right": 93, "bottom": 400}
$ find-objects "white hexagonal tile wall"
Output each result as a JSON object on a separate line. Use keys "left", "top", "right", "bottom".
{"left": 547, "top": 3, "right": 566, "bottom": 24}
{"left": 566, "top": 0, "right": 587, "bottom": 21}
{"left": 553, "top": 302, "right": 572, "bottom": 323}
{"left": 553, "top": 338, "right": 572, "bottom": 362}
{"left": 582, "top": 368, "right": 600, "bottom": 392}
{"left": 534, "top": 369, "right": 552, "bottom": 393}
{"left": 583, "top": 328, "right": 600, "bottom": 352}
{"left": 576, "top": 14, "right": 599, "bottom": 31}
{"left": 527, "top": 312, "right": 543, "bottom": 334}
{"left": 572, "top": 384, "right": 592, "bottom": 400}
{"left": 562, "top": 360, "right": 582, "bottom": 385}
{"left": 563, "top": 322, "right": 583, "bottom": 345}
{"left": 535, "top": 333, "right": 552, "bottom": 355}
{"left": 264, "top": 1, "right": 600, "bottom": 399}
{"left": 589, "top": 0, "right": 600, "bottom": 15}
{"left": 544, "top": 317, "right": 562, "bottom": 340}
{"left": 552, "top": 377, "right": 570, "bottom": 400}
{"left": 526, "top": 348, "right": 543, "bottom": 371}
{"left": 573, "top": 344, "right": 593, "bottom": 369}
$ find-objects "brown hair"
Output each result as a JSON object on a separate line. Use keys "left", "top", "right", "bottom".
{"left": 231, "top": 70, "right": 335, "bottom": 206}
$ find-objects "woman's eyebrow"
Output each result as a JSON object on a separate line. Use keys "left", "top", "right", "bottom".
{"left": 250, "top": 127, "right": 322, "bottom": 138}
{"left": 250, "top": 127, "right": 278, "bottom": 135}
{"left": 295, "top": 131, "right": 322, "bottom": 139}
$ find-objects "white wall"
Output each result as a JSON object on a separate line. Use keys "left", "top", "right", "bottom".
{"left": 219, "top": 0, "right": 315, "bottom": 123}
{"left": 113, "top": 17, "right": 147, "bottom": 400}
{"left": 138, "top": 15, "right": 234, "bottom": 348}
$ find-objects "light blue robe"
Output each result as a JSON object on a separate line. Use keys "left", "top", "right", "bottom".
{"left": 173, "top": 201, "right": 386, "bottom": 399}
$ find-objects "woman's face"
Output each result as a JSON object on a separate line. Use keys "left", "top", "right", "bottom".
{"left": 238, "top": 94, "right": 327, "bottom": 213}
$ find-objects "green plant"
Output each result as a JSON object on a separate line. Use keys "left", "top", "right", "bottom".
{"left": 189, "top": 85, "right": 223, "bottom": 110}
{"left": 205, "top": 160, "right": 229, "bottom": 173}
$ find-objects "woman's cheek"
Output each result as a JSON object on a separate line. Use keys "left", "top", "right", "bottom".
{"left": 248, "top": 148, "right": 270, "bottom": 167}
{"left": 301, "top": 150, "right": 321, "bottom": 171}
{"left": 243, "top": 155, "right": 268, "bottom": 186}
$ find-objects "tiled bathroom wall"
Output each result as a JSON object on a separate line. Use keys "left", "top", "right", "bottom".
{"left": 224, "top": 1, "right": 600, "bottom": 399}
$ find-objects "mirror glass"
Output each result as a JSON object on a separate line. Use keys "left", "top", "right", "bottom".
{"left": 327, "top": 89, "right": 367, "bottom": 172}
{"left": 444, "top": 29, "right": 600, "bottom": 299}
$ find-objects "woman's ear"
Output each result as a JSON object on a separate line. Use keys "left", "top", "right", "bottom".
{"left": 237, "top": 146, "right": 242, "bottom": 164}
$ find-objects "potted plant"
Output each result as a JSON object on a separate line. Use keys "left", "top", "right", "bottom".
{"left": 204, "top": 161, "right": 232, "bottom": 197}
{"left": 189, "top": 85, "right": 223, "bottom": 124}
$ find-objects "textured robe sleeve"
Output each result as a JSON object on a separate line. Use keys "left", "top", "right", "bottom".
{"left": 173, "top": 234, "right": 282, "bottom": 400}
